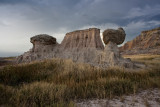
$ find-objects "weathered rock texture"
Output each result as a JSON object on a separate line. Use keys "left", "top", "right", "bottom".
{"left": 103, "top": 28, "right": 126, "bottom": 45}
{"left": 120, "top": 27, "right": 160, "bottom": 55}
{"left": 16, "top": 28, "right": 136, "bottom": 68}
{"left": 31, "top": 34, "right": 57, "bottom": 45}
{"left": 61, "top": 28, "right": 104, "bottom": 49}
{"left": 31, "top": 34, "right": 58, "bottom": 53}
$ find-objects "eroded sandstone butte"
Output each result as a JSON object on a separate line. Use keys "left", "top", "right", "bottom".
{"left": 61, "top": 28, "right": 104, "bottom": 50}
{"left": 17, "top": 28, "right": 135, "bottom": 68}
{"left": 120, "top": 27, "right": 160, "bottom": 55}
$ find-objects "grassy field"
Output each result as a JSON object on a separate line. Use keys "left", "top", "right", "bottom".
{"left": 0, "top": 55, "right": 160, "bottom": 107}
{"left": 123, "top": 54, "right": 160, "bottom": 67}
{"left": 0, "top": 57, "right": 15, "bottom": 67}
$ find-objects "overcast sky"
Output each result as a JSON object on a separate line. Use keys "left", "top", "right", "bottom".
{"left": 0, "top": 0, "right": 160, "bottom": 57}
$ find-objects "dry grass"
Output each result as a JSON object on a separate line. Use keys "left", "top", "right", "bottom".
{"left": 0, "top": 56, "right": 160, "bottom": 107}
{"left": 123, "top": 54, "right": 160, "bottom": 67}
{"left": 3, "top": 57, "right": 16, "bottom": 61}
{"left": 123, "top": 54, "right": 160, "bottom": 59}
{"left": 0, "top": 57, "right": 16, "bottom": 68}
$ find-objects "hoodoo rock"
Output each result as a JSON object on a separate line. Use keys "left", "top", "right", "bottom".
{"left": 16, "top": 28, "right": 137, "bottom": 69}
{"left": 16, "top": 34, "right": 59, "bottom": 63}
{"left": 30, "top": 34, "right": 58, "bottom": 52}
{"left": 103, "top": 28, "right": 126, "bottom": 45}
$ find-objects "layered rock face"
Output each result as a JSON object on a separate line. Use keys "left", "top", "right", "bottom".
{"left": 56, "top": 28, "right": 104, "bottom": 63}
{"left": 17, "top": 28, "right": 135, "bottom": 68}
{"left": 120, "top": 27, "right": 160, "bottom": 55}
{"left": 61, "top": 28, "right": 104, "bottom": 50}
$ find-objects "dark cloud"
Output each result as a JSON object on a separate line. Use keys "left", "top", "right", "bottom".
{"left": 0, "top": 0, "right": 160, "bottom": 57}
{"left": 0, "top": 0, "right": 28, "bottom": 5}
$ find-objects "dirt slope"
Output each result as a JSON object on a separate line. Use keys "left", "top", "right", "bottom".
{"left": 120, "top": 27, "right": 160, "bottom": 55}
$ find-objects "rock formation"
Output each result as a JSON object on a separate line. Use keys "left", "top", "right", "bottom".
{"left": 31, "top": 34, "right": 57, "bottom": 45}
{"left": 30, "top": 34, "right": 58, "bottom": 52}
{"left": 120, "top": 27, "right": 160, "bottom": 55}
{"left": 57, "top": 28, "right": 105, "bottom": 64}
{"left": 103, "top": 28, "right": 126, "bottom": 45}
{"left": 16, "top": 28, "right": 136, "bottom": 68}
{"left": 99, "top": 28, "right": 133, "bottom": 68}
{"left": 16, "top": 34, "right": 59, "bottom": 63}
{"left": 61, "top": 28, "right": 104, "bottom": 50}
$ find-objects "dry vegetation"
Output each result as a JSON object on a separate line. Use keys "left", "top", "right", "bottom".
{"left": 0, "top": 55, "right": 160, "bottom": 107}
{"left": 0, "top": 57, "right": 15, "bottom": 67}
{"left": 123, "top": 54, "right": 160, "bottom": 67}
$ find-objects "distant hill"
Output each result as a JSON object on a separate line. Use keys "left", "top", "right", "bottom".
{"left": 0, "top": 57, "right": 16, "bottom": 66}
{"left": 120, "top": 27, "right": 160, "bottom": 55}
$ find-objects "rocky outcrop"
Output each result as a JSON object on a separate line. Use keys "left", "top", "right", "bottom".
{"left": 61, "top": 28, "right": 104, "bottom": 50}
{"left": 120, "top": 27, "right": 160, "bottom": 55}
{"left": 16, "top": 28, "right": 136, "bottom": 69}
{"left": 30, "top": 34, "right": 58, "bottom": 53}
{"left": 99, "top": 28, "right": 133, "bottom": 68}
{"left": 103, "top": 28, "right": 126, "bottom": 45}
{"left": 31, "top": 34, "right": 57, "bottom": 45}
{"left": 16, "top": 34, "right": 59, "bottom": 63}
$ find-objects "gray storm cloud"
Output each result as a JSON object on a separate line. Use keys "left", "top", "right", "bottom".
{"left": 0, "top": 0, "right": 160, "bottom": 57}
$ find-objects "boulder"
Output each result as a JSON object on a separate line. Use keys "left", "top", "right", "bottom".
{"left": 30, "top": 34, "right": 57, "bottom": 52}
{"left": 31, "top": 34, "right": 57, "bottom": 45}
{"left": 103, "top": 27, "right": 126, "bottom": 45}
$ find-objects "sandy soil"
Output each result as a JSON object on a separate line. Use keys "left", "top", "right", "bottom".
{"left": 76, "top": 88, "right": 160, "bottom": 107}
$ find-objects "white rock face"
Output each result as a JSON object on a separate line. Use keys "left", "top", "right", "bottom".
{"left": 16, "top": 28, "right": 134, "bottom": 68}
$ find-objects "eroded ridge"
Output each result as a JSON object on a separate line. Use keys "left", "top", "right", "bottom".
{"left": 16, "top": 28, "right": 136, "bottom": 69}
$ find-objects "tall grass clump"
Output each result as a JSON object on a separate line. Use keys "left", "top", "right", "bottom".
{"left": 0, "top": 58, "right": 160, "bottom": 106}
